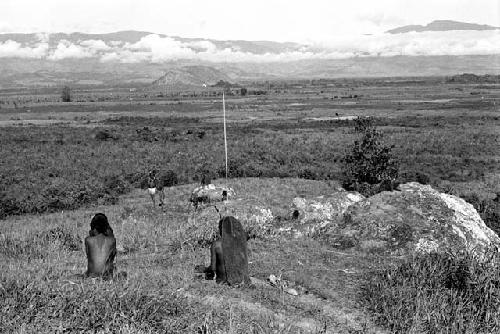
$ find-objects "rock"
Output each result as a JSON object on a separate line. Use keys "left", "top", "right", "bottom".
{"left": 185, "top": 198, "right": 274, "bottom": 246}
{"left": 285, "top": 288, "right": 299, "bottom": 296}
{"left": 189, "top": 184, "right": 235, "bottom": 207}
{"left": 276, "top": 190, "right": 364, "bottom": 238}
{"left": 268, "top": 274, "right": 279, "bottom": 286}
{"left": 328, "top": 182, "right": 500, "bottom": 255}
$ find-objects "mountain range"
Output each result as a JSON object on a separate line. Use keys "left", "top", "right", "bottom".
{"left": 0, "top": 20, "right": 499, "bottom": 89}
{"left": 386, "top": 20, "right": 500, "bottom": 34}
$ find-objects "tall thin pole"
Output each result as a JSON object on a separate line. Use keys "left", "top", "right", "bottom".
{"left": 223, "top": 92, "right": 228, "bottom": 179}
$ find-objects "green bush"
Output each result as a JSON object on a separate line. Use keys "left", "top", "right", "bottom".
{"left": 341, "top": 117, "right": 399, "bottom": 196}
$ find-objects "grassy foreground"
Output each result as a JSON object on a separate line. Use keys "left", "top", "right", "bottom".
{"left": 3, "top": 177, "right": 500, "bottom": 333}
{"left": 0, "top": 178, "right": 387, "bottom": 334}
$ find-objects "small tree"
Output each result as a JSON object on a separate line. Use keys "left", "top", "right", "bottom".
{"left": 341, "top": 117, "right": 399, "bottom": 196}
{"left": 61, "top": 86, "right": 71, "bottom": 102}
{"left": 159, "top": 170, "right": 178, "bottom": 188}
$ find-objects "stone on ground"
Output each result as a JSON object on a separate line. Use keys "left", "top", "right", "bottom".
{"left": 277, "top": 190, "right": 364, "bottom": 238}
{"left": 326, "top": 182, "right": 500, "bottom": 255}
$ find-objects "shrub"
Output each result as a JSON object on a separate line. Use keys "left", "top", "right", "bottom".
{"left": 398, "top": 170, "right": 432, "bottom": 185}
{"left": 341, "top": 117, "right": 399, "bottom": 196}
{"left": 159, "top": 169, "right": 178, "bottom": 188}
{"left": 360, "top": 250, "right": 500, "bottom": 333}
{"left": 197, "top": 163, "right": 217, "bottom": 184}
{"left": 298, "top": 168, "right": 317, "bottom": 180}
{"left": 61, "top": 86, "right": 71, "bottom": 102}
{"left": 95, "top": 129, "right": 117, "bottom": 141}
{"left": 104, "top": 174, "right": 130, "bottom": 196}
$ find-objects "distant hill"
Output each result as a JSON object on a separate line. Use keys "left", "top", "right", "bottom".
{"left": 152, "top": 66, "right": 232, "bottom": 89}
{"left": 446, "top": 73, "right": 500, "bottom": 84}
{"left": 0, "top": 28, "right": 499, "bottom": 89}
{"left": 387, "top": 20, "right": 500, "bottom": 34}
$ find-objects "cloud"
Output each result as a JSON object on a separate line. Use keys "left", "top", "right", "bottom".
{"left": 48, "top": 40, "right": 94, "bottom": 60}
{"left": 0, "top": 40, "right": 48, "bottom": 58}
{"left": 316, "top": 30, "right": 500, "bottom": 58}
{"left": 79, "top": 39, "right": 111, "bottom": 52}
{"left": 1, "top": 30, "right": 499, "bottom": 62}
{"left": 100, "top": 50, "right": 150, "bottom": 63}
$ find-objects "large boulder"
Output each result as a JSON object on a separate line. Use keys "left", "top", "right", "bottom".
{"left": 277, "top": 191, "right": 364, "bottom": 238}
{"left": 327, "top": 182, "right": 500, "bottom": 255}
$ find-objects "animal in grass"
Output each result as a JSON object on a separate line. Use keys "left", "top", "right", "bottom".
{"left": 85, "top": 213, "right": 117, "bottom": 279}
{"left": 196, "top": 216, "right": 251, "bottom": 286}
{"left": 147, "top": 169, "right": 165, "bottom": 207}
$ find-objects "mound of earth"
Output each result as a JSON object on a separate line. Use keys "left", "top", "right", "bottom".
{"left": 325, "top": 182, "right": 500, "bottom": 255}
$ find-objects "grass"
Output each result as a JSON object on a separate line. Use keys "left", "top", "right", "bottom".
{"left": 1, "top": 77, "right": 499, "bottom": 332}
{"left": 0, "top": 178, "right": 385, "bottom": 333}
{"left": 360, "top": 250, "right": 500, "bottom": 333}
{"left": 1, "top": 111, "right": 498, "bottom": 219}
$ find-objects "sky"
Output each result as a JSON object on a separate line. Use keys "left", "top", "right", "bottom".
{"left": 0, "top": 0, "right": 498, "bottom": 43}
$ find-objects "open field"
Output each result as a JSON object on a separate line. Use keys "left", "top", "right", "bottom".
{"left": 1, "top": 76, "right": 500, "bottom": 332}
{"left": 1, "top": 77, "right": 499, "bottom": 218}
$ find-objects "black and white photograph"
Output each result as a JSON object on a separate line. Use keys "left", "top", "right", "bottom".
{"left": 0, "top": 0, "right": 499, "bottom": 332}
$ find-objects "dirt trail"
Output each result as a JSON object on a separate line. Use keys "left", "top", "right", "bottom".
{"left": 180, "top": 277, "right": 387, "bottom": 334}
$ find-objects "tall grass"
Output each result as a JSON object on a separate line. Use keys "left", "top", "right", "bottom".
{"left": 0, "top": 275, "right": 198, "bottom": 333}
{"left": 360, "top": 250, "right": 500, "bottom": 333}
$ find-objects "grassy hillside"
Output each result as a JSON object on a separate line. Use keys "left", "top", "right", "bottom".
{"left": 0, "top": 178, "right": 388, "bottom": 333}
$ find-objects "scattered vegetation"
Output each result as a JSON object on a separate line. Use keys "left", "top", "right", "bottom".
{"left": 1, "top": 110, "right": 498, "bottom": 219}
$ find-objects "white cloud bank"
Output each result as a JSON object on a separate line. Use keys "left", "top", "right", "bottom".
{"left": 0, "top": 40, "right": 48, "bottom": 58}
{"left": 0, "top": 30, "right": 498, "bottom": 62}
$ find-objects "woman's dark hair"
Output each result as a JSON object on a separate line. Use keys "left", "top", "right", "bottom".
{"left": 90, "top": 213, "right": 113, "bottom": 236}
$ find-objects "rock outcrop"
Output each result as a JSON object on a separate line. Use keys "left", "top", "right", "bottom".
{"left": 277, "top": 191, "right": 364, "bottom": 238}
{"left": 326, "top": 182, "right": 500, "bottom": 255}
{"left": 189, "top": 184, "right": 235, "bottom": 208}
{"left": 185, "top": 198, "right": 274, "bottom": 247}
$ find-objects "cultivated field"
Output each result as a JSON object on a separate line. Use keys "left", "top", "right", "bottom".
{"left": 1, "top": 77, "right": 499, "bottom": 333}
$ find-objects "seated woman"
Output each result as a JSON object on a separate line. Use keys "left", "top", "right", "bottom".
{"left": 85, "top": 213, "right": 116, "bottom": 279}
{"left": 197, "top": 216, "right": 251, "bottom": 286}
